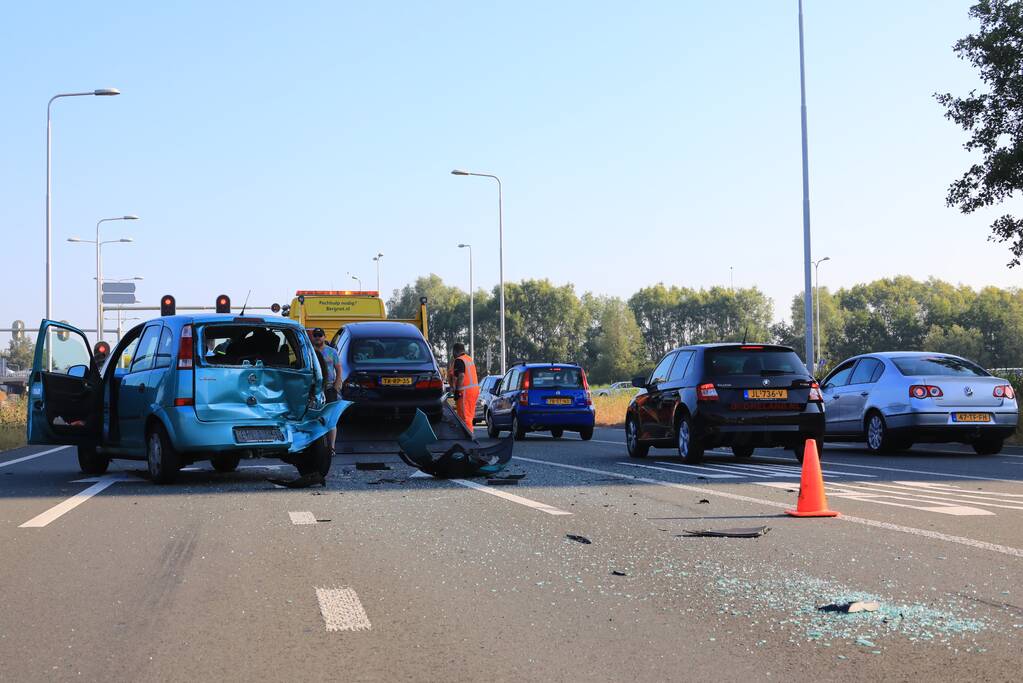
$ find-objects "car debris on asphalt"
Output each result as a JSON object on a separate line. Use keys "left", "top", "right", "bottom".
{"left": 680, "top": 526, "right": 771, "bottom": 538}
{"left": 566, "top": 534, "right": 592, "bottom": 544}
{"left": 818, "top": 600, "right": 881, "bottom": 614}
{"left": 266, "top": 472, "right": 326, "bottom": 488}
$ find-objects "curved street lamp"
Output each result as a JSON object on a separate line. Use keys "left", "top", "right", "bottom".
{"left": 68, "top": 214, "right": 139, "bottom": 341}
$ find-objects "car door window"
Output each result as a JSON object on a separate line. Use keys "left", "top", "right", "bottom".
{"left": 153, "top": 327, "right": 174, "bottom": 369}
{"left": 129, "top": 326, "right": 162, "bottom": 373}
{"left": 849, "top": 358, "right": 882, "bottom": 385}
{"left": 649, "top": 352, "right": 677, "bottom": 385}
{"left": 667, "top": 351, "right": 694, "bottom": 383}
{"left": 823, "top": 361, "right": 856, "bottom": 389}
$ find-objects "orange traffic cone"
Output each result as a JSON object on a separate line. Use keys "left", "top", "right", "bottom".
{"left": 786, "top": 439, "right": 839, "bottom": 518}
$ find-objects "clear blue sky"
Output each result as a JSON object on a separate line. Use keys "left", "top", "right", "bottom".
{"left": 0, "top": 1, "right": 1007, "bottom": 340}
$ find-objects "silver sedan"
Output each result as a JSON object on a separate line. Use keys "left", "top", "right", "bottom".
{"left": 820, "top": 352, "right": 1018, "bottom": 454}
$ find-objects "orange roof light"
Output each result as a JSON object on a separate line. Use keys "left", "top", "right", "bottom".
{"left": 295, "top": 290, "right": 380, "bottom": 297}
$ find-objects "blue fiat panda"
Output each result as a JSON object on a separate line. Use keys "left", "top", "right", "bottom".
{"left": 485, "top": 362, "right": 595, "bottom": 440}
{"left": 27, "top": 308, "right": 347, "bottom": 484}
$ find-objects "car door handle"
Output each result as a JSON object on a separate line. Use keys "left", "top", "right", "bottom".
{"left": 860, "top": 391, "right": 869, "bottom": 397}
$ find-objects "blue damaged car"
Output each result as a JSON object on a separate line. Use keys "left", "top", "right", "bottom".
{"left": 27, "top": 312, "right": 347, "bottom": 484}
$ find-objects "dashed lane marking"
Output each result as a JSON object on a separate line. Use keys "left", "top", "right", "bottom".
{"left": 621, "top": 462, "right": 741, "bottom": 479}
{"left": 756, "top": 481, "right": 994, "bottom": 516}
{"left": 513, "top": 456, "right": 1023, "bottom": 558}
{"left": 315, "top": 587, "right": 372, "bottom": 632}
{"left": 0, "top": 445, "right": 71, "bottom": 469}
{"left": 289, "top": 511, "right": 318, "bottom": 525}
{"left": 451, "top": 478, "right": 572, "bottom": 515}
{"left": 19, "top": 473, "right": 137, "bottom": 528}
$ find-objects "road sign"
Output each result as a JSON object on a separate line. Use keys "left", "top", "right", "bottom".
{"left": 102, "top": 293, "right": 137, "bottom": 305}
{"left": 11, "top": 320, "right": 25, "bottom": 341}
{"left": 102, "top": 282, "right": 136, "bottom": 294}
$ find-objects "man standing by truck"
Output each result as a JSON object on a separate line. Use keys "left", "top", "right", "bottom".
{"left": 310, "top": 328, "right": 342, "bottom": 453}
{"left": 450, "top": 342, "right": 479, "bottom": 429}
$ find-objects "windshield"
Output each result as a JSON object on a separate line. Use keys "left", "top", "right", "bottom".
{"left": 705, "top": 348, "right": 806, "bottom": 376}
{"left": 200, "top": 325, "right": 304, "bottom": 368}
{"left": 892, "top": 355, "right": 989, "bottom": 377}
{"left": 350, "top": 337, "right": 432, "bottom": 364}
{"left": 530, "top": 367, "right": 583, "bottom": 389}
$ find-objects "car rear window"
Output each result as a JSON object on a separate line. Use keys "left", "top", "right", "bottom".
{"left": 530, "top": 367, "right": 583, "bottom": 389}
{"left": 892, "top": 356, "right": 989, "bottom": 377}
{"left": 350, "top": 337, "right": 432, "bottom": 364}
{"left": 705, "top": 348, "right": 806, "bottom": 376}
{"left": 200, "top": 325, "right": 304, "bottom": 368}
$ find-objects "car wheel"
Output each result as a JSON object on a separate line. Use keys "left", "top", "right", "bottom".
{"left": 579, "top": 426, "right": 593, "bottom": 441}
{"left": 513, "top": 414, "right": 527, "bottom": 441}
{"left": 864, "top": 412, "right": 893, "bottom": 454}
{"left": 77, "top": 444, "right": 109, "bottom": 475}
{"left": 973, "top": 438, "right": 1004, "bottom": 455}
{"left": 731, "top": 445, "right": 755, "bottom": 460}
{"left": 677, "top": 414, "right": 704, "bottom": 463}
{"left": 792, "top": 437, "right": 824, "bottom": 464}
{"left": 626, "top": 416, "right": 649, "bottom": 458}
{"left": 551, "top": 428, "right": 564, "bottom": 439}
{"left": 211, "top": 453, "right": 241, "bottom": 473}
{"left": 296, "top": 435, "right": 332, "bottom": 477}
{"left": 486, "top": 410, "right": 500, "bottom": 438}
{"left": 146, "top": 424, "right": 181, "bottom": 485}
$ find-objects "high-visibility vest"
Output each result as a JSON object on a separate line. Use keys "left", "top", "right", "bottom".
{"left": 456, "top": 354, "right": 479, "bottom": 391}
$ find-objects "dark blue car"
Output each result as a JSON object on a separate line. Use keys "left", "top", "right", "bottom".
{"left": 485, "top": 363, "right": 595, "bottom": 440}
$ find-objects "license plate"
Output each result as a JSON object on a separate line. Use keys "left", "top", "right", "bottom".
{"left": 380, "top": 376, "right": 413, "bottom": 386}
{"left": 234, "top": 426, "right": 284, "bottom": 443}
{"left": 546, "top": 397, "right": 573, "bottom": 405}
{"left": 952, "top": 412, "right": 991, "bottom": 423}
{"left": 744, "top": 389, "right": 788, "bottom": 400}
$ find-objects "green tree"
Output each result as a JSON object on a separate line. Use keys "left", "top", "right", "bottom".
{"left": 922, "top": 324, "right": 986, "bottom": 362}
{"left": 590, "top": 298, "right": 646, "bottom": 384}
{"left": 937, "top": 0, "right": 1023, "bottom": 266}
{"left": 386, "top": 274, "right": 468, "bottom": 362}
{"left": 5, "top": 337, "right": 33, "bottom": 371}
{"left": 496, "top": 279, "right": 588, "bottom": 366}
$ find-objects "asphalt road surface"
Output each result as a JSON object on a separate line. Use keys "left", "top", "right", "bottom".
{"left": 2, "top": 428, "right": 1023, "bottom": 681}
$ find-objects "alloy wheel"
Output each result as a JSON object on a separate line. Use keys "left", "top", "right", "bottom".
{"left": 867, "top": 415, "right": 884, "bottom": 451}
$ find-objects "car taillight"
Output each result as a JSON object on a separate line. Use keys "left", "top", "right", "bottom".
{"left": 909, "top": 384, "right": 943, "bottom": 399}
{"left": 584, "top": 390, "right": 592, "bottom": 406}
{"left": 519, "top": 390, "right": 529, "bottom": 406}
{"left": 697, "top": 383, "right": 718, "bottom": 401}
{"left": 522, "top": 372, "right": 531, "bottom": 390}
{"left": 416, "top": 375, "right": 443, "bottom": 390}
{"left": 808, "top": 381, "right": 823, "bottom": 403}
{"left": 581, "top": 369, "right": 590, "bottom": 391}
{"left": 994, "top": 384, "right": 1015, "bottom": 400}
{"left": 173, "top": 398, "right": 194, "bottom": 407}
{"left": 177, "top": 324, "right": 193, "bottom": 369}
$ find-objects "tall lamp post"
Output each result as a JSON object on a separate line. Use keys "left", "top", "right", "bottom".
{"left": 349, "top": 273, "right": 362, "bottom": 290}
{"left": 798, "top": 0, "right": 816, "bottom": 372}
{"left": 812, "top": 256, "right": 830, "bottom": 367}
{"left": 46, "top": 88, "right": 121, "bottom": 319}
{"left": 452, "top": 169, "right": 505, "bottom": 373}
{"left": 458, "top": 243, "right": 474, "bottom": 361}
{"left": 372, "top": 252, "right": 384, "bottom": 293}
{"left": 68, "top": 213, "right": 138, "bottom": 342}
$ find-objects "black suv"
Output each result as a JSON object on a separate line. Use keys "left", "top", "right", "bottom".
{"left": 625, "top": 343, "right": 824, "bottom": 462}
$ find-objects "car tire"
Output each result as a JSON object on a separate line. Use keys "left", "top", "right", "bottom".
{"left": 77, "top": 445, "right": 109, "bottom": 475}
{"left": 146, "top": 423, "right": 181, "bottom": 485}
{"left": 972, "top": 438, "right": 1004, "bottom": 455}
{"left": 296, "top": 435, "right": 332, "bottom": 478}
{"left": 792, "top": 437, "right": 824, "bottom": 464}
{"left": 731, "top": 445, "right": 755, "bottom": 460}
{"left": 676, "top": 414, "right": 704, "bottom": 463}
{"left": 486, "top": 410, "right": 500, "bottom": 439}
{"left": 211, "top": 453, "right": 241, "bottom": 473}
{"left": 626, "top": 416, "right": 649, "bottom": 458}
{"left": 512, "top": 414, "right": 527, "bottom": 441}
{"left": 551, "top": 428, "right": 564, "bottom": 439}
{"left": 579, "top": 426, "right": 593, "bottom": 441}
{"left": 864, "top": 411, "right": 894, "bottom": 454}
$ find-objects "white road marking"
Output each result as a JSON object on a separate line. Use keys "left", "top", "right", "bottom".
{"left": 19, "top": 473, "right": 136, "bottom": 528}
{"left": 514, "top": 456, "right": 1023, "bottom": 558}
{"left": 621, "top": 462, "right": 740, "bottom": 479}
{"left": 0, "top": 445, "right": 70, "bottom": 469}
{"left": 315, "top": 587, "right": 372, "bottom": 632}
{"left": 796, "top": 460, "right": 1019, "bottom": 483}
{"left": 656, "top": 461, "right": 787, "bottom": 479}
{"left": 451, "top": 478, "right": 572, "bottom": 515}
{"left": 844, "top": 482, "right": 1023, "bottom": 511}
{"left": 592, "top": 439, "right": 626, "bottom": 446}
{"left": 816, "top": 483, "right": 994, "bottom": 516}
{"left": 289, "top": 511, "right": 317, "bottom": 525}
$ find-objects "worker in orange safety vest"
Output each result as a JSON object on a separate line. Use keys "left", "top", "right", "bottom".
{"left": 450, "top": 342, "right": 479, "bottom": 428}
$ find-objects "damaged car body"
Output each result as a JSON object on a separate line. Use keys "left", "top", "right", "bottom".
{"left": 27, "top": 314, "right": 347, "bottom": 484}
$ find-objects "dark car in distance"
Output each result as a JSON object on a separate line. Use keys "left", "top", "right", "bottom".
{"left": 335, "top": 322, "right": 444, "bottom": 420}
{"left": 625, "top": 343, "right": 825, "bottom": 462}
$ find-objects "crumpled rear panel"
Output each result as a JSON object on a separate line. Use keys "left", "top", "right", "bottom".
{"left": 194, "top": 364, "right": 311, "bottom": 423}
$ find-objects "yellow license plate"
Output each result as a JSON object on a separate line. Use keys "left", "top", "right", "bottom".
{"left": 745, "top": 389, "right": 788, "bottom": 400}
{"left": 953, "top": 412, "right": 991, "bottom": 423}
{"left": 546, "top": 397, "right": 573, "bottom": 405}
{"left": 380, "top": 376, "right": 413, "bottom": 386}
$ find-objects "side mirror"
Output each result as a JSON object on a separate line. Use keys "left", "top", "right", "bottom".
{"left": 67, "top": 364, "right": 88, "bottom": 378}
{"left": 631, "top": 376, "right": 647, "bottom": 389}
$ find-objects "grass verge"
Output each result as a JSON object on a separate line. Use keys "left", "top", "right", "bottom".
{"left": 593, "top": 393, "right": 631, "bottom": 428}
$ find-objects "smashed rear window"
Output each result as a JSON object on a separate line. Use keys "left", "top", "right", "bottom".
{"left": 705, "top": 348, "right": 806, "bottom": 376}
{"left": 892, "top": 356, "right": 988, "bottom": 377}
{"left": 530, "top": 367, "right": 583, "bottom": 388}
{"left": 200, "top": 325, "right": 305, "bottom": 369}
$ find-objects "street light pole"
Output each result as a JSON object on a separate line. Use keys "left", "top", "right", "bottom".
{"left": 812, "top": 256, "right": 831, "bottom": 366}
{"left": 69, "top": 214, "right": 137, "bottom": 343}
{"left": 373, "top": 252, "right": 383, "bottom": 293}
{"left": 458, "top": 243, "right": 474, "bottom": 360}
{"left": 46, "top": 88, "right": 120, "bottom": 320}
{"left": 349, "top": 274, "right": 362, "bottom": 290}
{"left": 797, "top": 0, "right": 816, "bottom": 373}
{"left": 452, "top": 169, "right": 505, "bottom": 374}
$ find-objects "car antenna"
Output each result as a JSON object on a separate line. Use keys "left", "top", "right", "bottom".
{"left": 741, "top": 325, "right": 749, "bottom": 344}
{"left": 239, "top": 289, "right": 252, "bottom": 316}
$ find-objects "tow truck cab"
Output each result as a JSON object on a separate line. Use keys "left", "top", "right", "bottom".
{"left": 283, "top": 290, "right": 428, "bottom": 343}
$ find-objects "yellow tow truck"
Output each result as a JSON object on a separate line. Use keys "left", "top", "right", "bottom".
{"left": 283, "top": 290, "right": 428, "bottom": 342}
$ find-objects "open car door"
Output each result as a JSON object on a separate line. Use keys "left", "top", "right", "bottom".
{"left": 27, "top": 320, "right": 102, "bottom": 447}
